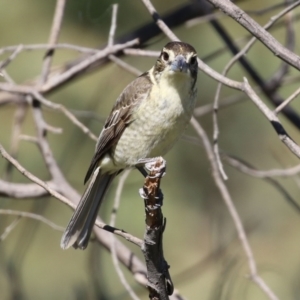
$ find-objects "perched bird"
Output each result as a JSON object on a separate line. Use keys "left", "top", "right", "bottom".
{"left": 61, "top": 41, "right": 198, "bottom": 250}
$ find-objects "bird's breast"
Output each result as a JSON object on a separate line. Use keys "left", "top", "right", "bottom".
{"left": 111, "top": 75, "right": 197, "bottom": 167}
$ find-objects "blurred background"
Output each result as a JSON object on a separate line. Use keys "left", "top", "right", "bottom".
{"left": 1, "top": 0, "right": 300, "bottom": 299}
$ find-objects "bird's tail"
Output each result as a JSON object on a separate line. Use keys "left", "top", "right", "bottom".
{"left": 61, "top": 167, "right": 116, "bottom": 250}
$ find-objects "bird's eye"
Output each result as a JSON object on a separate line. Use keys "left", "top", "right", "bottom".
{"left": 190, "top": 56, "right": 197, "bottom": 65}
{"left": 162, "top": 52, "right": 169, "bottom": 61}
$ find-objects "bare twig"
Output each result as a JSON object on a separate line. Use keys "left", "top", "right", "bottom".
{"left": 140, "top": 0, "right": 179, "bottom": 41}
{"left": 246, "top": 2, "right": 290, "bottom": 16}
{"left": 0, "top": 209, "right": 64, "bottom": 231}
{"left": 0, "top": 179, "right": 56, "bottom": 198}
{"left": 109, "top": 170, "right": 139, "bottom": 300}
{"left": 32, "top": 104, "right": 73, "bottom": 188}
{"left": 40, "top": 0, "right": 66, "bottom": 83}
{"left": 0, "top": 142, "right": 143, "bottom": 248}
{"left": 0, "top": 45, "right": 23, "bottom": 70}
{"left": 40, "top": 39, "right": 139, "bottom": 93}
{"left": 190, "top": 116, "right": 279, "bottom": 300}
{"left": 0, "top": 217, "right": 21, "bottom": 242}
{"left": 275, "top": 85, "right": 300, "bottom": 114}
{"left": 243, "top": 78, "right": 300, "bottom": 159}
{"left": 0, "top": 43, "right": 99, "bottom": 55}
{"left": 207, "top": 0, "right": 300, "bottom": 71}
{"left": 108, "top": 4, "right": 118, "bottom": 47}
{"left": 109, "top": 55, "right": 141, "bottom": 76}
{"left": 140, "top": 0, "right": 243, "bottom": 91}
{"left": 5, "top": 104, "right": 27, "bottom": 180}
{"left": 32, "top": 92, "right": 98, "bottom": 141}
{"left": 124, "top": 48, "right": 160, "bottom": 57}
{"left": 19, "top": 135, "right": 38, "bottom": 143}
{"left": 0, "top": 143, "right": 74, "bottom": 208}
{"left": 224, "top": 154, "right": 300, "bottom": 213}
{"left": 225, "top": 155, "right": 300, "bottom": 178}
{"left": 194, "top": 90, "right": 248, "bottom": 117}
{"left": 266, "top": 0, "right": 295, "bottom": 91}
{"left": 0, "top": 69, "right": 15, "bottom": 84}
{"left": 212, "top": 0, "right": 300, "bottom": 182}
{"left": 107, "top": 5, "right": 141, "bottom": 78}
{"left": 110, "top": 170, "right": 131, "bottom": 227}
{"left": 186, "top": 11, "right": 224, "bottom": 27}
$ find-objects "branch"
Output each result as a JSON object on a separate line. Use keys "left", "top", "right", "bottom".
{"left": 212, "top": 0, "right": 300, "bottom": 181}
{"left": 208, "top": 1, "right": 300, "bottom": 129}
{"left": 139, "top": 157, "right": 173, "bottom": 299}
{"left": 39, "top": 39, "right": 139, "bottom": 93}
{"left": 39, "top": 0, "right": 66, "bottom": 84}
{"left": 0, "top": 143, "right": 74, "bottom": 208}
{"left": 109, "top": 170, "right": 139, "bottom": 300}
{"left": 243, "top": 78, "right": 300, "bottom": 159}
{"left": 0, "top": 179, "right": 57, "bottom": 198}
{"left": 223, "top": 154, "right": 300, "bottom": 213}
{"left": 0, "top": 209, "right": 64, "bottom": 231}
{"left": 190, "top": 117, "right": 279, "bottom": 300}
{"left": 207, "top": 0, "right": 300, "bottom": 70}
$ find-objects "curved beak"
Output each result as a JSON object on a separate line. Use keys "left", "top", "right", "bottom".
{"left": 171, "top": 55, "right": 188, "bottom": 73}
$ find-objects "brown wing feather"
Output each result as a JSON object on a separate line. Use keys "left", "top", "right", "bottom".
{"left": 84, "top": 73, "right": 153, "bottom": 184}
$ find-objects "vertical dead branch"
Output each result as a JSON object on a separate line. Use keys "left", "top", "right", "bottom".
{"left": 139, "top": 157, "right": 173, "bottom": 300}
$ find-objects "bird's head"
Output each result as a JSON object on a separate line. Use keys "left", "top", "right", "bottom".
{"left": 154, "top": 41, "right": 198, "bottom": 83}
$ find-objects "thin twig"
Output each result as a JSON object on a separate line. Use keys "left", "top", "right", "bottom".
{"left": 140, "top": 0, "right": 180, "bottom": 41}
{"left": 32, "top": 104, "right": 71, "bottom": 184}
{"left": 19, "top": 135, "right": 38, "bottom": 143}
{"left": 194, "top": 90, "right": 248, "bottom": 117}
{"left": 5, "top": 104, "right": 27, "bottom": 180}
{"left": 140, "top": 0, "right": 243, "bottom": 91}
{"left": 275, "top": 85, "right": 300, "bottom": 114}
{"left": 0, "top": 217, "right": 21, "bottom": 242}
{"left": 109, "top": 170, "right": 139, "bottom": 300}
{"left": 110, "top": 170, "right": 131, "bottom": 227}
{"left": 0, "top": 210, "right": 64, "bottom": 231}
{"left": 190, "top": 116, "right": 279, "bottom": 300}
{"left": 243, "top": 77, "right": 300, "bottom": 159}
{"left": 108, "top": 4, "right": 118, "bottom": 47}
{"left": 0, "top": 142, "right": 74, "bottom": 208}
{"left": 31, "top": 92, "right": 97, "bottom": 141}
{"left": 246, "top": 1, "right": 290, "bottom": 16}
{"left": 186, "top": 11, "right": 224, "bottom": 27}
{"left": 40, "top": 0, "right": 66, "bottom": 84}
{"left": 0, "top": 45, "right": 23, "bottom": 70}
{"left": 109, "top": 55, "right": 141, "bottom": 76}
{"left": 266, "top": 0, "right": 295, "bottom": 91}
{"left": 207, "top": 0, "right": 300, "bottom": 71}
{"left": 225, "top": 155, "right": 300, "bottom": 178}
{"left": 212, "top": 0, "right": 300, "bottom": 181}
{"left": 40, "top": 39, "right": 139, "bottom": 93}
{"left": 0, "top": 142, "right": 143, "bottom": 247}
{"left": 0, "top": 69, "right": 15, "bottom": 84}
{"left": 124, "top": 48, "right": 160, "bottom": 57}
{"left": 0, "top": 43, "right": 99, "bottom": 55}
{"left": 106, "top": 9, "right": 142, "bottom": 287}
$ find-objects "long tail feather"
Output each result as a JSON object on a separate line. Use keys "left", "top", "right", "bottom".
{"left": 61, "top": 167, "right": 115, "bottom": 250}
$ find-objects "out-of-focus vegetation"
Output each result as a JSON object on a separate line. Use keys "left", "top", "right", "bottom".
{"left": 1, "top": 0, "right": 300, "bottom": 299}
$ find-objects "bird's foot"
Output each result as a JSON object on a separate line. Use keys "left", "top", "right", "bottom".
{"left": 136, "top": 157, "right": 166, "bottom": 178}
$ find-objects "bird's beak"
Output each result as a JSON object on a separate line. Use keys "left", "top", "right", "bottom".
{"left": 171, "top": 55, "right": 188, "bottom": 73}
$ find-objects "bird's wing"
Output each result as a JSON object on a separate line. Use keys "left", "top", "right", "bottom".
{"left": 84, "top": 73, "right": 152, "bottom": 183}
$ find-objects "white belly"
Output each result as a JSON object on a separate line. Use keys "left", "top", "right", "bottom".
{"left": 101, "top": 73, "right": 197, "bottom": 171}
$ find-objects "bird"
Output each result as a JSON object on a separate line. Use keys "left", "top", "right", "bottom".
{"left": 61, "top": 41, "right": 198, "bottom": 250}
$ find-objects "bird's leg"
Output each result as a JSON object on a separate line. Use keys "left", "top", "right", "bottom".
{"left": 137, "top": 157, "right": 166, "bottom": 205}
{"left": 136, "top": 157, "right": 166, "bottom": 178}
{"left": 137, "top": 166, "right": 148, "bottom": 178}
